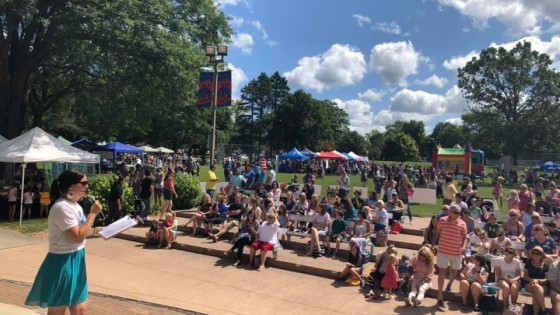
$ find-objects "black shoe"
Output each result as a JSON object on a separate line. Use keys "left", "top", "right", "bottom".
{"left": 312, "top": 250, "right": 321, "bottom": 257}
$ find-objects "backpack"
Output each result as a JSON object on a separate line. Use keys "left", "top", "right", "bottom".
{"left": 478, "top": 295, "right": 496, "bottom": 313}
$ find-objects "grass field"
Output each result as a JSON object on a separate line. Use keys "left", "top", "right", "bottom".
{"left": 192, "top": 164, "right": 504, "bottom": 218}
{"left": 0, "top": 218, "right": 48, "bottom": 234}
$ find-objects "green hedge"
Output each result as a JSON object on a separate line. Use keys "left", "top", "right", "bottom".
{"left": 174, "top": 173, "right": 201, "bottom": 209}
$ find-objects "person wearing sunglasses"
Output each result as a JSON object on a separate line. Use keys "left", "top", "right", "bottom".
{"left": 433, "top": 204, "right": 467, "bottom": 310}
{"left": 495, "top": 246, "right": 523, "bottom": 310}
{"left": 26, "top": 169, "right": 103, "bottom": 314}
{"left": 525, "top": 223, "right": 558, "bottom": 264}
{"left": 490, "top": 228, "right": 513, "bottom": 256}
{"left": 502, "top": 209, "right": 525, "bottom": 241}
{"left": 522, "top": 246, "right": 549, "bottom": 315}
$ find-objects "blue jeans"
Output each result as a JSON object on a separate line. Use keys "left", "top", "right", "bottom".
{"left": 207, "top": 189, "right": 215, "bottom": 200}
{"left": 141, "top": 198, "right": 151, "bottom": 218}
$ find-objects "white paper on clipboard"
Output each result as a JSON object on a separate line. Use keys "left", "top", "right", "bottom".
{"left": 98, "top": 216, "right": 137, "bottom": 239}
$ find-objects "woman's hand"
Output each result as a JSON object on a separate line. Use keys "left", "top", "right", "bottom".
{"left": 90, "top": 201, "right": 103, "bottom": 215}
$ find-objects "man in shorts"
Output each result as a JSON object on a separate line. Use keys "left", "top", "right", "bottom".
{"left": 210, "top": 193, "right": 243, "bottom": 242}
{"left": 433, "top": 204, "right": 467, "bottom": 309}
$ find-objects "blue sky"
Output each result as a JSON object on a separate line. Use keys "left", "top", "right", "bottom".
{"left": 216, "top": 0, "right": 560, "bottom": 134}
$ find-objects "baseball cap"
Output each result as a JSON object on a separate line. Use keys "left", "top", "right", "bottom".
{"left": 401, "top": 255, "right": 410, "bottom": 263}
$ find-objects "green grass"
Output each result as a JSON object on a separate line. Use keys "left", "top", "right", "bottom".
{"left": 0, "top": 218, "right": 48, "bottom": 234}
{"left": 193, "top": 164, "right": 507, "bottom": 218}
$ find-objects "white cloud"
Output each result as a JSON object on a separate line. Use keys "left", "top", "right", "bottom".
{"left": 333, "top": 98, "right": 376, "bottom": 134}
{"left": 445, "top": 117, "right": 464, "bottom": 125}
{"left": 390, "top": 86, "right": 468, "bottom": 115}
{"left": 462, "top": 26, "right": 470, "bottom": 32}
{"left": 353, "top": 14, "right": 371, "bottom": 27}
{"left": 369, "top": 41, "right": 423, "bottom": 86}
{"left": 284, "top": 44, "right": 367, "bottom": 92}
{"left": 215, "top": 0, "right": 248, "bottom": 7}
{"left": 228, "top": 63, "right": 248, "bottom": 98}
{"left": 443, "top": 51, "right": 478, "bottom": 70}
{"left": 332, "top": 86, "right": 468, "bottom": 134}
{"left": 358, "top": 89, "right": 386, "bottom": 102}
{"left": 436, "top": 0, "right": 560, "bottom": 36}
{"left": 232, "top": 33, "right": 254, "bottom": 54}
{"left": 250, "top": 20, "right": 277, "bottom": 47}
{"left": 229, "top": 16, "right": 244, "bottom": 27}
{"left": 372, "top": 21, "right": 403, "bottom": 35}
{"left": 414, "top": 75, "right": 449, "bottom": 88}
{"left": 443, "top": 36, "right": 560, "bottom": 71}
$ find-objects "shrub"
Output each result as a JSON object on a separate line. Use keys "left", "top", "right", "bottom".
{"left": 174, "top": 173, "right": 201, "bottom": 209}
{"left": 86, "top": 175, "right": 135, "bottom": 225}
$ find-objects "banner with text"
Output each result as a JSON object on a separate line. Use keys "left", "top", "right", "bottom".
{"left": 197, "top": 70, "right": 232, "bottom": 108}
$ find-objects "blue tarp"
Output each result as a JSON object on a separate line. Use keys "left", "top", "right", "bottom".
{"left": 96, "top": 142, "right": 144, "bottom": 161}
{"left": 279, "top": 147, "right": 309, "bottom": 160}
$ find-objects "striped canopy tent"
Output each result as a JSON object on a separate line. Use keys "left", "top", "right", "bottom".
{"left": 347, "top": 151, "right": 369, "bottom": 162}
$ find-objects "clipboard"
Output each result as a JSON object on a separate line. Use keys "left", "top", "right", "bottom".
{"left": 98, "top": 216, "right": 138, "bottom": 239}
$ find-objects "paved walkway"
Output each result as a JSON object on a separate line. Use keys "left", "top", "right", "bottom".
{"left": 0, "top": 227, "right": 473, "bottom": 315}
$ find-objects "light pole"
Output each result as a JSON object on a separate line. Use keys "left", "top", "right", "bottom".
{"left": 205, "top": 45, "right": 228, "bottom": 166}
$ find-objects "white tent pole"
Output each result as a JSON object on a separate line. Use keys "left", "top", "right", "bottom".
{"left": 19, "top": 163, "right": 26, "bottom": 226}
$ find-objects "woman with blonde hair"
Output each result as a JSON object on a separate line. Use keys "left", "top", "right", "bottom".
{"left": 405, "top": 245, "right": 435, "bottom": 307}
{"left": 365, "top": 244, "right": 399, "bottom": 299}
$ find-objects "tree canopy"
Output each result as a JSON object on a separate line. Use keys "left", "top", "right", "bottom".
{"left": 458, "top": 41, "right": 560, "bottom": 162}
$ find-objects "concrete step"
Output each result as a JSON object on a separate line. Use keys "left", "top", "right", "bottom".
{"left": 118, "top": 221, "right": 543, "bottom": 310}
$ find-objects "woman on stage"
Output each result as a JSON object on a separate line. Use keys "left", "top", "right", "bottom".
{"left": 25, "top": 169, "right": 103, "bottom": 315}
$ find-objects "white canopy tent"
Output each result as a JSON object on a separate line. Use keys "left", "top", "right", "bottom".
{"left": 0, "top": 135, "right": 7, "bottom": 143}
{"left": 0, "top": 127, "right": 100, "bottom": 225}
{"left": 140, "top": 145, "right": 158, "bottom": 153}
{"left": 155, "top": 146, "right": 174, "bottom": 153}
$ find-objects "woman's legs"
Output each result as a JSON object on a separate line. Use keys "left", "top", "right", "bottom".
{"left": 531, "top": 284, "right": 546, "bottom": 315}
{"left": 308, "top": 228, "right": 319, "bottom": 254}
{"left": 459, "top": 279, "right": 470, "bottom": 306}
{"left": 499, "top": 280, "right": 511, "bottom": 308}
{"left": 9, "top": 204, "right": 15, "bottom": 221}
{"left": 47, "top": 306, "right": 68, "bottom": 315}
{"left": 415, "top": 282, "right": 431, "bottom": 306}
{"left": 470, "top": 282, "right": 483, "bottom": 307}
{"left": 68, "top": 302, "right": 87, "bottom": 315}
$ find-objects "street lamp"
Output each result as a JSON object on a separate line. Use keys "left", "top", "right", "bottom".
{"left": 205, "top": 45, "right": 228, "bottom": 166}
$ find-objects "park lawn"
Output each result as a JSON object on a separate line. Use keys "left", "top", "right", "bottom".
{"left": 0, "top": 218, "right": 48, "bottom": 234}
{"left": 193, "top": 164, "right": 501, "bottom": 218}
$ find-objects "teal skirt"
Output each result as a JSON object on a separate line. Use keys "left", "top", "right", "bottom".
{"left": 25, "top": 248, "right": 88, "bottom": 308}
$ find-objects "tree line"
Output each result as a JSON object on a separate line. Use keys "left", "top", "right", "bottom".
{"left": 2, "top": 2, "right": 559, "bottom": 163}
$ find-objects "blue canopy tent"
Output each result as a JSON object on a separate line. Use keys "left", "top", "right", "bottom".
{"left": 72, "top": 137, "right": 97, "bottom": 152}
{"left": 300, "top": 147, "right": 317, "bottom": 158}
{"left": 96, "top": 142, "right": 144, "bottom": 162}
{"left": 541, "top": 161, "right": 560, "bottom": 172}
{"left": 342, "top": 153, "right": 357, "bottom": 161}
{"left": 279, "top": 148, "right": 309, "bottom": 160}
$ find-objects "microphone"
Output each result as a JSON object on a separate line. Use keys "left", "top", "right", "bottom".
{"left": 88, "top": 195, "right": 105, "bottom": 220}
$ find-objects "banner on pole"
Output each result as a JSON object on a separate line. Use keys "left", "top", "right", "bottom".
{"left": 197, "top": 70, "right": 232, "bottom": 108}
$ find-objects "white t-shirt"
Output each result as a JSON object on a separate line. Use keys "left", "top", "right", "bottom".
{"left": 339, "top": 175, "right": 350, "bottom": 191}
{"left": 313, "top": 213, "right": 330, "bottom": 230}
{"left": 496, "top": 257, "right": 522, "bottom": 279}
{"left": 377, "top": 208, "right": 389, "bottom": 227}
{"left": 23, "top": 192, "right": 34, "bottom": 204}
{"left": 48, "top": 199, "right": 86, "bottom": 254}
{"left": 259, "top": 221, "right": 279, "bottom": 244}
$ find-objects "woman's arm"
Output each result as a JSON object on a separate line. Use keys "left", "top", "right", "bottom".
{"left": 523, "top": 267, "right": 531, "bottom": 283}
{"left": 63, "top": 202, "right": 103, "bottom": 243}
{"left": 478, "top": 270, "right": 489, "bottom": 284}
{"left": 459, "top": 265, "right": 469, "bottom": 280}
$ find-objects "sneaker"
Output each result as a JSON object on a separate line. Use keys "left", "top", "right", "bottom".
{"left": 404, "top": 297, "right": 412, "bottom": 306}
{"left": 461, "top": 304, "right": 468, "bottom": 311}
{"left": 437, "top": 300, "right": 447, "bottom": 310}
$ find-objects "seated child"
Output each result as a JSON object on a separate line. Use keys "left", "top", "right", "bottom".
{"left": 397, "top": 254, "right": 414, "bottom": 294}
{"left": 145, "top": 220, "right": 160, "bottom": 245}
{"left": 325, "top": 211, "right": 346, "bottom": 257}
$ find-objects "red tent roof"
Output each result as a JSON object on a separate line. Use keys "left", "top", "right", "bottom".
{"left": 316, "top": 151, "right": 347, "bottom": 160}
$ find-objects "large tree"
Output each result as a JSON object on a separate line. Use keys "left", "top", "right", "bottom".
{"left": 270, "top": 89, "right": 349, "bottom": 151}
{"left": 0, "top": 0, "right": 231, "bottom": 141}
{"left": 457, "top": 41, "right": 560, "bottom": 163}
